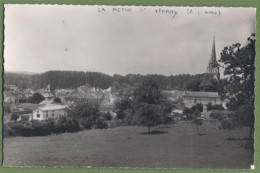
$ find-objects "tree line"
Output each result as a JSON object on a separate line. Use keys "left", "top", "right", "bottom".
{"left": 5, "top": 71, "right": 220, "bottom": 93}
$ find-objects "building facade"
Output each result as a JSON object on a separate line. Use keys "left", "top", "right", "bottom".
{"left": 32, "top": 104, "right": 67, "bottom": 121}
{"left": 182, "top": 91, "right": 222, "bottom": 108}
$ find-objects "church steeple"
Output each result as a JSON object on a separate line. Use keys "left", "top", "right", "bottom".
{"left": 207, "top": 34, "right": 220, "bottom": 81}
{"left": 209, "top": 35, "right": 218, "bottom": 67}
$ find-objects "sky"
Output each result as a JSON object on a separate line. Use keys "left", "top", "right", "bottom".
{"left": 4, "top": 5, "right": 256, "bottom": 76}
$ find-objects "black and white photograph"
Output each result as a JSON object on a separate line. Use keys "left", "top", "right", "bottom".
{"left": 3, "top": 5, "right": 256, "bottom": 169}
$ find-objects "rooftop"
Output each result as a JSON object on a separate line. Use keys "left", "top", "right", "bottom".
{"left": 37, "top": 104, "right": 67, "bottom": 111}
{"left": 183, "top": 91, "right": 220, "bottom": 98}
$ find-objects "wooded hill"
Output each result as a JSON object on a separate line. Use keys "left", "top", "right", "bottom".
{"left": 5, "top": 71, "right": 220, "bottom": 93}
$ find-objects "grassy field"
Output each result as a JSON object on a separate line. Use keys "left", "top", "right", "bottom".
{"left": 3, "top": 121, "right": 254, "bottom": 169}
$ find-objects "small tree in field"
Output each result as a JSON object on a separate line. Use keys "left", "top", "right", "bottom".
{"left": 133, "top": 80, "right": 172, "bottom": 133}
{"left": 135, "top": 103, "right": 163, "bottom": 133}
{"left": 183, "top": 104, "right": 203, "bottom": 135}
{"left": 113, "top": 80, "right": 173, "bottom": 133}
{"left": 192, "top": 109, "right": 203, "bottom": 135}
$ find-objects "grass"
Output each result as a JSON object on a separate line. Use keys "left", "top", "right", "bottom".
{"left": 3, "top": 121, "right": 254, "bottom": 169}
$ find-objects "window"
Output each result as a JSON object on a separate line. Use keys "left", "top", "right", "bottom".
{"left": 52, "top": 113, "right": 54, "bottom": 117}
{"left": 37, "top": 114, "right": 40, "bottom": 118}
{"left": 46, "top": 114, "right": 48, "bottom": 118}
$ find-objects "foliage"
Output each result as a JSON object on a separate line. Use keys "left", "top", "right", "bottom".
{"left": 31, "top": 71, "right": 112, "bottom": 91}
{"left": 210, "top": 113, "right": 223, "bottom": 121}
{"left": 6, "top": 70, "right": 221, "bottom": 93}
{"left": 100, "top": 112, "right": 112, "bottom": 121}
{"left": 218, "top": 33, "right": 255, "bottom": 139}
{"left": 206, "top": 103, "right": 224, "bottom": 111}
{"left": 113, "top": 80, "right": 173, "bottom": 133}
{"left": 18, "top": 82, "right": 27, "bottom": 89}
{"left": 54, "top": 97, "right": 62, "bottom": 103}
{"left": 183, "top": 104, "right": 204, "bottom": 134}
{"left": 219, "top": 33, "right": 255, "bottom": 110}
{"left": 28, "top": 92, "right": 45, "bottom": 104}
{"left": 67, "top": 101, "right": 108, "bottom": 130}
{"left": 183, "top": 107, "right": 191, "bottom": 115}
{"left": 4, "top": 117, "right": 82, "bottom": 137}
{"left": 10, "top": 114, "right": 19, "bottom": 122}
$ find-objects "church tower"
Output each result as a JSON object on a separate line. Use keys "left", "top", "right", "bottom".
{"left": 207, "top": 35, "right": 220, "bottom": 81}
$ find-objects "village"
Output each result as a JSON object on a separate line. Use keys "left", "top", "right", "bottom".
{"left": 2, "top": 4, "right": 255, "bottom": 168}
{"left": 3, "top": 36, "right": 233, "bottom": 125}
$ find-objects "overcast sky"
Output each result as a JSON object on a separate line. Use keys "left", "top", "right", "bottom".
{"left": 4, "top": 5, "right": 256, "bottom": 76}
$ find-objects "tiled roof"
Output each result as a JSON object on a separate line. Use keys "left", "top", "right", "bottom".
{"left": 42, "top": 92, "right": 54, "bottom": 98}
{"left": 18, "top": 103, "right": 41, "bottom": 111}
{"left": 79, "top": 86, "right": 91, "bottom": 94}
{"left": 183, "top": 91, "right": 220, "bottom": 98}
{"left": 37, "top": 104, "right": 67, "bottom": 111}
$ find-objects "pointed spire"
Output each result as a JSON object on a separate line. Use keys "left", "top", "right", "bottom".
{"left": 210, "top": 34, "right": 217, "bottom": 66}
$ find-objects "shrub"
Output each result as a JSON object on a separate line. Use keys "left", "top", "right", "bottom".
{"left": 93, "top": 117, "right": 108, "bottom": 129}
{"left": 4, "top": 117, "right": 82, "bottom": 137}
{"left": 100, "top": 112, "right": 112, "bottom": 121}
{"left": 219, "top": 120, "right": 235, "bottom": 130}
{"left": 183, "top": 107, "right": 191, "bottom": 115}
{"left": 10, "top": 114, "right": 19, "bottom": 122}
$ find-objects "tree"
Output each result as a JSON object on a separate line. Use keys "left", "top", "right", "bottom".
{"left": 135, "top": 103, "right": 163, "bottom": 133}
{"left": 18, "top": 82, "right": 27, "bottom": 89}
{"left": 54, "top": 97, "right": 62, "bottom": 103}
{"left": 183, "top": 104, "right": 204, "bottom": 135}
{"left": 133, "top": 81, "right": 172, "bottom": 133}
{"left": 218, "top": 33, "right": 255, "bottom": 139}
{"left": 192, "top": 109, "right": 203, "bottom": 134}
{"left": 183, "top": 78, "right": 202, "bottom": 91}
{"left": 67, "top": 101, "right": 101, "bottom": 129}
{"left": 10, "top": 114, "right": 19, "bottom": 122}
{"left": 28, "top": 93, "right": 45, "bottom": 104}
{"left": 113, "top": 80, "right": 173, "bottom": 133}
{"left": 219, "top": 33, "right": 255, "bottom": 109}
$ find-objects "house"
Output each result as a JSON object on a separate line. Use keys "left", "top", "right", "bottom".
{"left": 3, "top": 91, "right": 17, "bottom": 103}
{"left": 32, "top": 104, "right": 67, "bottom": 121}
{"left": 64, "top": 85, "right": 104, "bottom": 105}
{"left": 182, "top": 91, "right": 221, "bottom": 108}
{"left": 9, "top": 103, "right": 41, "bottom": 121}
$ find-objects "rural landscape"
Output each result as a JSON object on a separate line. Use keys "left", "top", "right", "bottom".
{"left": 3, "top": 33, "right": 255, "bottom": 168}
{"left": 3, "top": 5, "right": 255, "bottom": 169}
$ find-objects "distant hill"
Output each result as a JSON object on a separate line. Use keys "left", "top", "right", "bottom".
{"left": 4, "top": 71, "right": 38, "bottom": 75}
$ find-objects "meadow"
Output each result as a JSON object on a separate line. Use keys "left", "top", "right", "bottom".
{"left": 3, "top": 121, "right": 253, "bottom": 169}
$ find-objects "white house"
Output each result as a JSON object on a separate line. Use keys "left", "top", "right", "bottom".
{"left": 32, "top": 104, "right": 67, "bottom": 120}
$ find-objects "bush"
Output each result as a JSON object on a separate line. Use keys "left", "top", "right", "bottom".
{"left": 79, "top": 118, "right": 92, "bottom": 129}
{"left": 183, "top": 107, "right": 191, "bottom": 115}
{"left": 93, "top": 117, "right": 108, "bottom": 129}
{"left": 4, "top": 117, "right": 82, "bottom": 137}
{"left": 219, "top": 120, "right": 236, "bottom": 130}
{"left": 100, "top": 112, "right": 112, "bottom": 121}
{"left": 55, "top": 117, "right": 82, "bottom": 133}
{"left": 210, "top": 113, "right": 223, "bottom": 121}
{"left": 10, "top": 114, "right": 19, "bottom": 122}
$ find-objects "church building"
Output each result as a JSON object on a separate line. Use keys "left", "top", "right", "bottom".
{"left": 180, "top": 36, "right": 222, "bottom": 108}
{"left": 206, "top": 35, "right": 220, "bottom": 81}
